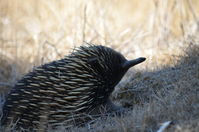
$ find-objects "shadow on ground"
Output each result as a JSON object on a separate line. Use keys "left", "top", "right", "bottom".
{"left": 110, "top": 44, "right": 199, "bottom": 131}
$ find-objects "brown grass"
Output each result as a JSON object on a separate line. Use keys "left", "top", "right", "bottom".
{"left": 0, "top": 0, "right": 199, "bottom": 131}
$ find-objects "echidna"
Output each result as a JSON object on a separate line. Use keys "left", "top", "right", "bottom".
{"left": 1, "top": 45, "right": 146, "bottom": 130}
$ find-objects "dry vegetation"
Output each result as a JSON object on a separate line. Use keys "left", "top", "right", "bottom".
{"left": 0, "top": 0, "right": 199, "bottom": 131}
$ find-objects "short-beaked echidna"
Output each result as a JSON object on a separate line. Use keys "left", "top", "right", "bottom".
{"left": 1, "top": 45, "right": 146, "bottom": 130}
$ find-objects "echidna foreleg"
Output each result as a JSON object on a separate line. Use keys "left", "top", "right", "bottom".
{"left": 102, "top": 99, "right": 125, "bottom": 115}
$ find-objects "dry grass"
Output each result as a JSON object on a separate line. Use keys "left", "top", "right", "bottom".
{"left": 0, "top": 0, "right": 199, "bottom": 131}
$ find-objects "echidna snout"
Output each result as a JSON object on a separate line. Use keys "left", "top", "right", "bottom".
{"left": 122, "top": 57, "right": 146, "bottom": 69}
{"left": 1, "top": 45, "right": 146, "bottom": 130}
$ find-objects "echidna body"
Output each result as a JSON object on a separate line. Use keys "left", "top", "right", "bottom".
{"left": 1, "top": 45, "right": 146, "bottom": 130}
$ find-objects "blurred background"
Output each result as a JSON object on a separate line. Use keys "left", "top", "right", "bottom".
{"left": 0, "top": 0, "right": 199, "bottom": 91}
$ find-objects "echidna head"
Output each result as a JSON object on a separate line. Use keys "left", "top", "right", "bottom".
{"left": 72, "top": 45, "right": 146, "bottom": 89}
